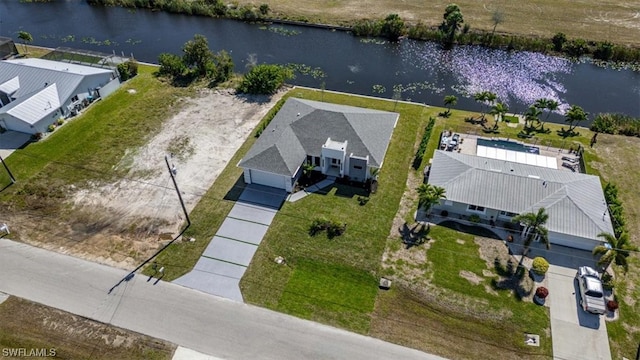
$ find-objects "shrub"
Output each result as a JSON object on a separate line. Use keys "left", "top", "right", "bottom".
{"left": 607, "top": 300, "right": 619, "bottom": 311}
{"left": 531, "top": 257, "right": 550, "bottom": 275}
{"left": 158, "top": 53, "right": 186, "bottom": 77}
{"left": 237, "top": 64, "right": 293, "bottom": 95}
{"left": 469, "top": 214, "right": 481, "bottom": 223}
{"left": 601, "top": 272, "right": 614, "bottom": 290}
{"left": 56, "top": 118, "right": 65, "bottom": 126}
{"left": 535, "top": 286, "right": 549, "bottom": 299}
{"left": 47, "top": 124, "right": 56, "bottom": 132}
{"left": 552, "top": 32, "right": 567, "bottom": 52}
{"left": 309, "top": 217, "right": 329, "bottom": 236}
{"left": 117, "top": 59, "right": 138, "bottom": 81}
{"left": 309, "top": 218, "right": 346, "bottom": 238}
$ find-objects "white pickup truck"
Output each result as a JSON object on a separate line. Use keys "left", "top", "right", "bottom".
{"left": 576, "top": 266, "right": 607, "bottom": 315}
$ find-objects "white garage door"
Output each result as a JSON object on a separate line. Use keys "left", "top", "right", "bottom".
{"left": 250, "top": 169, "right": 287, "bottom": 190}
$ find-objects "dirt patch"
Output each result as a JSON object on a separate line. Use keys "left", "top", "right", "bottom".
{"left": 459, "top": 270, "right": 482, "bottom": 285}
{"left": 9, "top": 89, "right": 283, "bottom": 269}
{"left": 0, "top": 297, "right": 174, "bottom": 359}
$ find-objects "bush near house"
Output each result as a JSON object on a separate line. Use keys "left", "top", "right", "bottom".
{"left": 117, "top": 59, "right": 139, "bottom": 81}
{"left": 531, "top": 257, "right": 549, "bottom": 275}
{"left": 535, "top": 286, "right": 549, "bottom": 299}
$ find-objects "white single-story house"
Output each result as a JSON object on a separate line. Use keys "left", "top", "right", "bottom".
{"left": 428, "top": 150, "right": 614, "bottom": 251}
{"left": 0, "top": 58, "right": 120, "bottom": 134}
{"left": 239, "top": 98, "right": 399, "bottom": 192}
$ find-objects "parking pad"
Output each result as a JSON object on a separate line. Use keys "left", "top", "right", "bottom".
{"left": 217, "top": 218, "right": 268, "bottom": 245}
{"left": 193, "top": 257, "right": 247, "bottom": 279}
{"left": 203, "top": 236, "right": 258, "bottom": 266}
{"left": 228, "top": 203, "right": 277, "bottom": 226}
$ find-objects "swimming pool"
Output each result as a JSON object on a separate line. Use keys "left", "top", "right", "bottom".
{"left": 477, "top": 138, "right": 540, "bottom": 154}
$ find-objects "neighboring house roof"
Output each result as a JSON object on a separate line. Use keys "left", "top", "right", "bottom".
{"left": 239, "top": 98, "right": 398, "bottom": 177}
{"left": 0, "top": 58, "right": 113, "bottom": 106}
{"left": 2, "top": 84, "right": 61, "bottom": 125}
{"left": 0, "top": 76, "right": 20, "bottom": 95}
{"left": 429, "top": 150, "right": 614, "bottom": 240}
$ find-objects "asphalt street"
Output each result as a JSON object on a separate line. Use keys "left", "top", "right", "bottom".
{"left": 0, "top": 239, "right": 445, "bottom": 360}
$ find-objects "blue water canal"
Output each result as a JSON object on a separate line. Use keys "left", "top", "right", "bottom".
{"left": 1, "top": 1, "right": 638, "bottom": 121}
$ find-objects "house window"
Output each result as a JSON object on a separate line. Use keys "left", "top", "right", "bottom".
{"left": 467, "top": 204, "right": 486, "bottom": 213}
{"left": 499, "top": 211, "right": 517, "bottom": 218}
{"left": 306, "top": 155, "right": 313, "bottom": 164}
{"left": 444, "top": 200, "right": 453, "bottom": 206}
{"left": 71, "top": 95, "right": 79, "bottom": 102}
{"left": 314, "top": 157, "right": 320, "bottom": 166}
{"left": 353, "top": 165, "right": 363, "bottom": 169}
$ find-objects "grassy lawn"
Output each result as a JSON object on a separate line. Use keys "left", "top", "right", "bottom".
{"left": 235, "top": 0, "right": 640, "bottom": 46}
{"left": 0, "top": 297, "right": 174, "bottom": 359}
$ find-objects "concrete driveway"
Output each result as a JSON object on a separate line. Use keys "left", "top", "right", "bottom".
{"left": 547, "top": 265, "right": 611, "bottom": 360}
{"left": 174, "top": 184, "right": 285, "bottom": 301}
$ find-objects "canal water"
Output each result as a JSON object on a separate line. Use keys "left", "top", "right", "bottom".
{"left": 1, "top": 1, "right": 638, "bottom": 120}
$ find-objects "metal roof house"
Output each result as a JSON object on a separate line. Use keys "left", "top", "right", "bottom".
{"left": 0, "top": 37, "right": 18, "bottom": 60}
{"left": 239, "top": 98, "right": 399, "bottom": 192}
{"left": 0, "top": 58, "right": 120, "bottom": 134}
{"left": 428, "top": 150, "right": 614, "bottom": 250}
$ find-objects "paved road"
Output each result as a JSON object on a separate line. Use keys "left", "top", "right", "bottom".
{"left": 0, "top": 239, "right": 445, "bottom": 360}
{"left": 547, "top": 265, "right": 611, "bottom": 360}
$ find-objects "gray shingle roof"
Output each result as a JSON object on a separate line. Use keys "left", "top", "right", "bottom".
{"left": 428, "top": 150, "right": 614, "bottom": 240}
{"left": 239, "top": 98, "right": 398, "bottom": 176}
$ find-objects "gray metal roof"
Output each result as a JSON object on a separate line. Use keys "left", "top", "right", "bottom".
{"left": 428, "top": 150, "right": 614, "bottom": 240}
{"left": 239, "top": 98, "right": 398, "bottom": 176}
{"left": 0, "top": 58, "right": 113, "bottom": 106}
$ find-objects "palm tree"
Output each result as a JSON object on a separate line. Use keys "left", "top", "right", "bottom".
{"left": 593, "top": 232, "right": 638, "bottom": 273}
{"left": 512, "top": 208, "right": 550, "bottom": 255}
{"left": 417, "top": 184, "right": 446, "bottom": 215}
{"left": 490, "top": 101, "right": 508, "bottom": 128}
{"left": 490, "top": 9, "right": 505, "bottom": 40}
{"left": 443, "top": 95, "right": 457, "bottom": 116}
{"left": 441, "top": 4, "right": 464, "bottom": 47}
{"left": 473, "top": 91, "right": 496, "bottom": 122}
{"left": 524, "top": 105, "right": 541, "bottom": 130}
{"left": 564, "top": 104, "right": 588, "bottom": 133}
{"left": 534, "top": 98, "right": 559, "bottom": 131}
{"left": 17, "top": 30, "right": 33, "bottom": 54}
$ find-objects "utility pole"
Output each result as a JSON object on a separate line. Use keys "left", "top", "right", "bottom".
{"left": 108, "top": 155, "right": 191, "bottom": 294}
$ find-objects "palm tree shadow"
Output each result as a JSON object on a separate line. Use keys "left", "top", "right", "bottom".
{"left": 399, "top": 222, "right": 430, "bottom": 249}
{"left": 492, "top": 257, "right": 532, "bottom": 300}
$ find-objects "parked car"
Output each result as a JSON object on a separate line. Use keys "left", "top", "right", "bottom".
{"left": 575, "top": 266, "right": 607, "bottom": 315}
{"left": 447, "top": 133, "right": 460, "bottom": 151}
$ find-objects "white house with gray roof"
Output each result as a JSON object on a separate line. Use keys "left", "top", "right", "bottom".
{"left": 0, "top": 58, "right": 120, "bottom": 134}
{"left": 428, "top": 150, "right": 614, "bottom": 250}
{"left": 239, "top": 98, "right": 398, "bottom": 192}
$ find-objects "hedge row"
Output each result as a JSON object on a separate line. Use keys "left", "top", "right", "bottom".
{"left": 255, "top": 97, "right": 286, "bottom": 137}
{"left": 412, "top": 117, "right": 436, "bottom": 170}
{"left": 603, "top": 182, "right": 627, "bottom": 238}
{"left": 590, "top": 113, "right": 640, "bottom": 137}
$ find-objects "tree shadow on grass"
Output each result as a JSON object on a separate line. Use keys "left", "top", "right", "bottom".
{"left": 399, "top": 222, "right": 430, "bottom": 249}
{"left": 491, "top": 257, "right": 533, "bottom": 300}
{"left": 557, "top": 127, "right": 580, "bottom": 138}
{"left": 334, "top": 182, "right": 369, "bottom": 198}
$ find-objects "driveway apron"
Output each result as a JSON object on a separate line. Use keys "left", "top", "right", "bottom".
{"left": 174, "top": 184, "right": 285, "bottom": 301}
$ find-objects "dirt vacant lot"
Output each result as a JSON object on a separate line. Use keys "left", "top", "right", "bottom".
{"left": 5, "top": 89, "right": 282, "bottom": 269}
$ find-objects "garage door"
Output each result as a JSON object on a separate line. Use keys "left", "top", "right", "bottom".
{"left": 549, "top": 235, "right": 599, "bottom": 251}
{"left": 250, "top": 169, "right": 287, "bottom": 190}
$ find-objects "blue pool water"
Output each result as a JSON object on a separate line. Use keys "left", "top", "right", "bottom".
{"left": 477, "top": 138, "right": 540, "bottom": 154}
